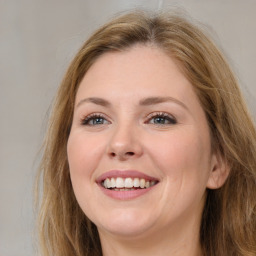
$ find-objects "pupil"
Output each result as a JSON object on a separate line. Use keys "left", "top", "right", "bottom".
{"left": 155, "top": 117, "right": 165, "bottom": 124}
{"left": 94, "top": 118, "right": 103, "bottom": 124}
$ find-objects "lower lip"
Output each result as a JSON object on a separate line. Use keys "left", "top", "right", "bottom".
{"left": 97, "top": 184, "right": 156, "bottom": 200}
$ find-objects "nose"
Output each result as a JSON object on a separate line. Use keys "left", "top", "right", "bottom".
{"left": 107, "top": 123, "right": 143, "bottom": 161}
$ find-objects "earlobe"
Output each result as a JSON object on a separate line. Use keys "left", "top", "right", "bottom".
{"left": 207, "top": 153, "right": 230, "bottom": 189}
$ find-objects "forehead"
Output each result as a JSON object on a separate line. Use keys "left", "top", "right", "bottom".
{"left": 76, "top": 45, "right": 198, "bottom": 109}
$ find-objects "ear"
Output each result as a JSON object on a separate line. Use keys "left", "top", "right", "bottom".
{"left": 207, "top": 152, "right": 230, "bottom": 189}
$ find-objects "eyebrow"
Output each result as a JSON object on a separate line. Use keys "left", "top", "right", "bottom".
{"left": 139, "top": 96, "right": 188, "bottom": 110}
{"left": 76, "top": 97, "right": 111, "bottom": 108}
{"left": 76, "top": 96, "right": 188, "bottom": 110}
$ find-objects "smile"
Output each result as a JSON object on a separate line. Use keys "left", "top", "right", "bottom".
{"left": 96, "top": 170, "right": 159, "bottom": 199}
{"left": 102, "top": 177, "right": 157, "bottom": 190}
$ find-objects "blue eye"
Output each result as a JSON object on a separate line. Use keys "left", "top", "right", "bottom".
{"left": 82, "top": 114, "right": 110, "bottom": 126}
{"left": 147, "top": 112, "right": 177, "bottom": 125}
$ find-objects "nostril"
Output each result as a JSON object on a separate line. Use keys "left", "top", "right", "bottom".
{"left": 110, "top": 152, "right": 116, "bottom": 157}
{"left": 109, "top": 151, "right": 135, "bottom": 158}
{"left": 126, "top": 152, "right": 135, "bottom": 156}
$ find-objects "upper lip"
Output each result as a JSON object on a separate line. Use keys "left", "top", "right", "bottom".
{"left": 96, "top": 170, "right": 159, "bottom": 184}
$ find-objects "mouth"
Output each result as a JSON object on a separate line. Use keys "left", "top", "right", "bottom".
{"left": 96, "top": 170, "right": 159, "bottom": 199}
{"left": 102, "top": 177, "right": 158, "bottom": 191}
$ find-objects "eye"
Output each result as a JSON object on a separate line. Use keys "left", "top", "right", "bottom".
{"left": 81, "top": 113, "right": 110, "bottom": 126}
{"left": 146, "top": 112, "right": 177, "bottom": 125}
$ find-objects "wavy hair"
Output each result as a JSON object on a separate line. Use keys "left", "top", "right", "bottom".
{"left": 36, "top": 10, "right": 256, "bottom": 256}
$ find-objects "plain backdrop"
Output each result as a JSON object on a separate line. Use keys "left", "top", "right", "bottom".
{"left": 0, "top": 1, "right": 255, "bottom": 255}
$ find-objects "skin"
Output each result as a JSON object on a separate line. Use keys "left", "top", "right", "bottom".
{"left": 67, "top": 45, "right": 228, "bottom": 256}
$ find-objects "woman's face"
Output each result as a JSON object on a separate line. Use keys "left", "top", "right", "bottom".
{"left": 67, "top": 45, "right": 220, "bottom": 240}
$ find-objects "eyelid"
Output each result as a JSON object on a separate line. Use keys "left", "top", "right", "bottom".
{"left": 79, "top": 111, "right": 177, "bottom": 126}
{"left": 145, "top": 111, "right": 177, "bottom": 124}
{"left": 80, "top": 112, "right": 111, "bottom": 125}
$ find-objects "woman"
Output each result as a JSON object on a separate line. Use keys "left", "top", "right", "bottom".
{"left": 36, "top": 10, "right": 256, "bottom": 256}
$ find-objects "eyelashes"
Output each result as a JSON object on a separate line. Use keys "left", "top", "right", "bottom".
{"left": 80, "top": 111, "right": 177, "bottom": 127}
{"left": 81, "top": 113, "right": 110, "bottom": 126}
{"left": 145, "top": 112, "right": 177, "bottom": 125}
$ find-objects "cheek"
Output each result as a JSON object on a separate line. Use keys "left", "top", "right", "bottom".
{"left": 147, "top": 128, "right": 211, "bottom": 186}
{"left": 67, "top": 131, "right": 108, "bottom": 215}
{"left": 67, "top": 131, "right": 106, "bottom": 180}
{"left": 147, "top": 129, "right": 212, "bottom": 217}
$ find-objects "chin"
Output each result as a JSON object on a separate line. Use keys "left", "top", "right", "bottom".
{"left": 94, "top": 208, "right": 158, "bottom": 238}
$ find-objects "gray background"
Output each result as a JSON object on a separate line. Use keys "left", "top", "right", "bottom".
{"left": 0, "top": 1, "right": 255, "bottom": 255}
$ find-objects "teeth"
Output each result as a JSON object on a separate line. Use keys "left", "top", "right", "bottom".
{"left": 110, "top": 178, "right": 115, "bottom": 188}
{"left": 102, "top": 177, "right": 157, "bottom": 189}
{"left": 139, "top": 179, "right": 145, "bottom": 188}
{"left": 124, "top": 177, "right": 133, "bottom": 188}
{"left": 116, "top": 177, "right": 124, "bottom": 188}
{"left": 103, "top": 178, "right": 110, "bottom": 188}
{"left": 134, "top": 178, "right": 140, "bottom": 187}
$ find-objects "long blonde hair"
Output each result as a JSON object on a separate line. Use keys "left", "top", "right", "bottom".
{"left": 36, "top": 10, "right": 256, "bottom": 256}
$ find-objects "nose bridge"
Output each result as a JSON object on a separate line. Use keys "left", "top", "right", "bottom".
{"left": 107, "top": 118, "right": 142, "bottom": 160}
